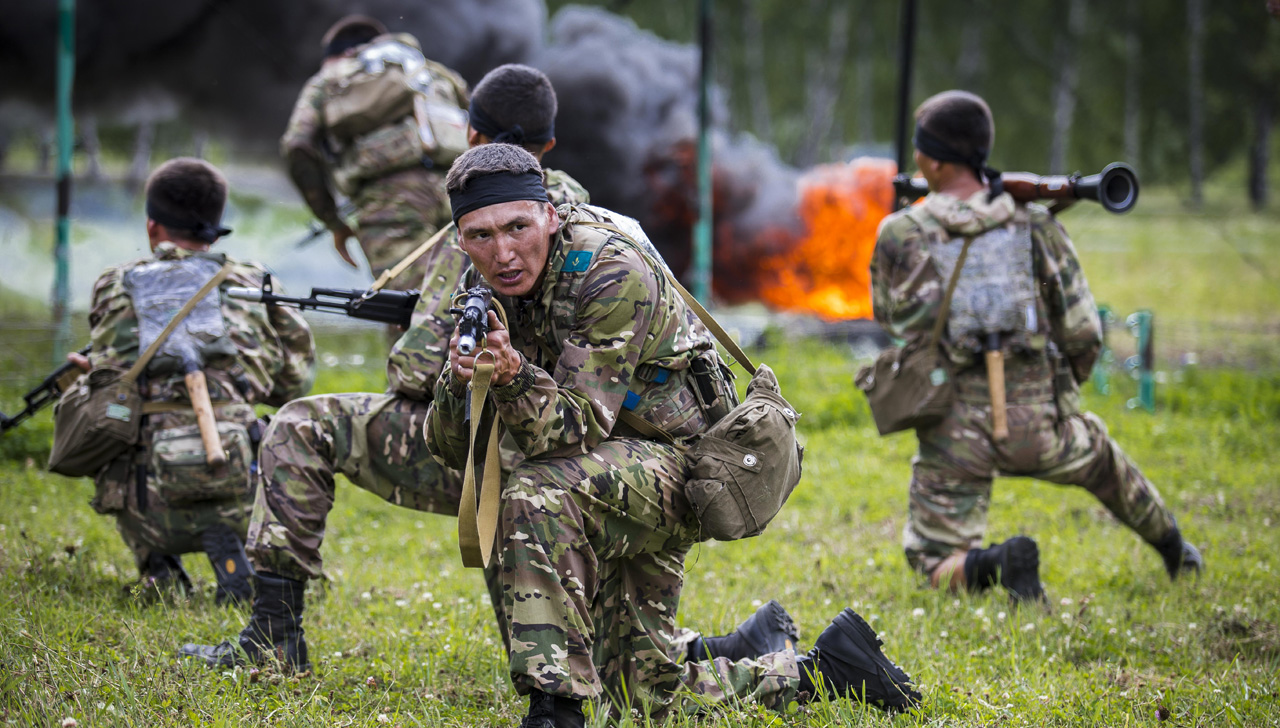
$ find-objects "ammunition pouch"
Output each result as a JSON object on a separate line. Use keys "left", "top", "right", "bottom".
{"left": 690, "top": 353, "right": 736, "bottom": 425}
{"left": 151, "top": 419, "right": 253, "bottom": 506}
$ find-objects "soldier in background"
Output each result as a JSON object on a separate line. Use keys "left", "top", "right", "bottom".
{"left": 180, "top": 65, "right": 795, "bottom": 673}
{"left": 426, "top": 144, "right": 921, "bottom": 726}
{"left": 280, "top": 15, "right": 467, "bottom": 294}
{"left": 71, "top": 158, "right": 314, "bottom": 603}
{"left": 870, "top": 90, "right": 1203, "bottom": 601}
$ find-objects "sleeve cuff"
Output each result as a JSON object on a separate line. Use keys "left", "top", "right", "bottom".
{"left": 444, "top": 369, "right": 469, "bottom": 400}
{"left": 491, "top": 359, "right": 536, "bottom": 403}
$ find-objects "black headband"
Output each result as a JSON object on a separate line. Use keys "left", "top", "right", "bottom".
{"left": 468, "top": 100, "right": 554, "bottom": 147}
{"left": 449, "top": 170, "right": 549, "bottom": 226}
{"left": 146, "top": 201, "right": 232, "bottom": 244}
{"left": 913, "top": 123, "right": 1003, "bottom": 198}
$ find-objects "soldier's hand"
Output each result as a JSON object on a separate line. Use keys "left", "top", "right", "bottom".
{"left": 65, "top": 351, "right": 91, "bottom": 372}
{"left": 331, "top": 224, "right": 359, "bottom": 268}
{"left": 449, "top": 311, "right": 522, "bottom": 387}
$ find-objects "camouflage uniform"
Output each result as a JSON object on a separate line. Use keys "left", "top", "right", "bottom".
{"left": 244, "top": 172, "right": 589, "bottom": 634}
{"left": 280, "top": 33, "right": 467, "bottom": 290}
{"left": 870, "top": 190, "right": 1178, "bottom": 575}
{"left": 87, "top": 243, "right": 315, "bottom": 577}
{"left": 425, "top": 205, "right": 801, "bottom": 714}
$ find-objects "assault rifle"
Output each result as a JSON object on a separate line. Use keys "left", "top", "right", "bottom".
{"left": 450, "top": 286, "right": 493, "bottom": 356}
{"left": 892, "top": 162, "right": 1141, "bottom": 215}
{"left": 0, "top": 346, "right": 91, "bottom": 434}
{"left": 226, "top": 273, "right": 419, "bottom": 329}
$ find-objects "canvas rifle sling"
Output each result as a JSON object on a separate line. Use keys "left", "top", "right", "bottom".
{"left": 368, "top": 224, "right": 452, "bottom": 293}
{"left": 457, "top": 298, "right": 509, "bottom": 569}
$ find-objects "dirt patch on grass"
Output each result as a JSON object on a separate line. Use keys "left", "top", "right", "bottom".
{"left": 1206, "top": 617, "right": 1280, "bottom": 661}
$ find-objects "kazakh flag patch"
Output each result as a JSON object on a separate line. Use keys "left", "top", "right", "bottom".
{"left": 563, "top": 250, "right": 593, "bottom": 273}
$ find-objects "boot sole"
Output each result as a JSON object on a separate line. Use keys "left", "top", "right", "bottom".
{"left": 821, "top": 609, "right": 922, "bottom": 710}
{"left": 1001, "top": 537, "right": 1045, "bottom": 603}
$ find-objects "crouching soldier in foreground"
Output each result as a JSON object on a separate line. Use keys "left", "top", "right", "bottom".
{"left": 426, "top": 144, "right": 922, "bottom": 726}
{"left": 179, "top": 64, "right": 796, "bottom": 673}
{"left": 68, "top": 158, "right": 315, "bottom": 602}
{"left": 871, "top": 90, "right": 1202, "bottom": 601}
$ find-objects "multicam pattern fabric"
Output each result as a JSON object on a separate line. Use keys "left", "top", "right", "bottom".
{"left": 425, "top": 205, "right": 795, "bottom": 712}
{"left": 85, "top": 243, "right": 315, "bottom": 573}
{"left": 871, "top": 191, "right": 1177, "bottom": 574}
{"left": 386, "top": 168, "right": 590, "bottom": 400}
{"left": 280, "top": 35, "right": 464, "bottom": 291}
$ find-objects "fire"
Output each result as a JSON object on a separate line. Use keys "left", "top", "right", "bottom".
{"left": 754, "top": 158, "right": 898, "bottom": 321}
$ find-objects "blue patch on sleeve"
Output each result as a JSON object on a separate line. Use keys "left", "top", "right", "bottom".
{"left": 563, "top": 250, "right": 593, "bottom": 273}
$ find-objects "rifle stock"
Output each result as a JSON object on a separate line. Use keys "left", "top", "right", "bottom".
{"left": 894, "top": 162, "right": 1140, "bottom": 214}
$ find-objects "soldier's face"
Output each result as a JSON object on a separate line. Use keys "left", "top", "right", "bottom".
{"left": 457, "top": 200, "right": 560, "bottom": 298}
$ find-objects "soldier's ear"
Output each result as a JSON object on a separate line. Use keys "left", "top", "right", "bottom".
{"left": 539, "top": 138, "right": 557, "bottom": 157}
{"left": 467, "top": 126, "right": 487, "bottom": 149}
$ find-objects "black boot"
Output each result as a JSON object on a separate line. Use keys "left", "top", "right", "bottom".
{"left": 137, "top": 553, "right": 193, "bottom": 596}
{"left": 178, "top": 573, "right": 309, "bottom": 672}
{"left": 200, "top": 525, "right": 256, "bottom": 606}
{"left": 796, "top": 608, "right": 921, "bottom": 712}
{"left": 519, "top": 690, "right": 584, "bottom": 728}
{"left": 1152, "top": 527, "right": 1204, "bottom": 580}
{"left": 687, "top": 599, "right": 799, "bottom": 662}
{"left": 965, "top": 536, "right": 1045, "bottom": 603}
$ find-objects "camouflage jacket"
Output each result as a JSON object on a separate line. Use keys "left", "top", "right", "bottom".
{"left": 88, "top": 243, "right": 316, "bottom": 407}
{"left": 280, "top": 33, "right": 467, "bottom": 231}
{"left": 871, "top": 190, "right": 1102, "bottom": 383}
{"left": 426, "top": 204, "right": 717, "bottom": 464}
{"left": 386, "top": 168, "right": 591, "bottom": 401}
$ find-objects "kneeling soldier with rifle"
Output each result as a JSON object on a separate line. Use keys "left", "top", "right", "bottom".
{"left": 66, "top": 158, "right": 315, "bottom": 602}
{"left": 870, "top": 90, "right": 1202, "bottom": 601}
{"left": 425, "top": 144, "right": 921, "bottom": 726}
{"left": 180, "top": 64, "right": 796, "bottom": 674}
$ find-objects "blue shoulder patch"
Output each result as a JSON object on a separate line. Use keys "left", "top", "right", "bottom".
{"left": 563, "top": 250, "right": 593, "bottom": 273}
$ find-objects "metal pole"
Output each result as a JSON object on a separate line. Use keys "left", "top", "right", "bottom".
{"left": 693, "top": 0, "right": 714, "bottom": 303}
{"left": 52, "top": 0, "right": 76, "bottom": 365}
{"left": 1125, "top": 309, "right": 1155, "bottom": 412}
{"left": 892, "top": 0, "right": 917, "bottom": 211}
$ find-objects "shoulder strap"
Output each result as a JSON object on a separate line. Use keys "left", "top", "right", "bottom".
{"left": 571, "top": 220, "right": 758, "bottom": 376}
{"left": 368, "top": 224, "right": 452, "bottom": 293}
{"left": 122, "top": 262, "right": 233, "bottom": 384}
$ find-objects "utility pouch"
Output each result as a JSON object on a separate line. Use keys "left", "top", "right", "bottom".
{"left": 332, "top": 117, "right": 425, "bottom": 196}
{"left": 151, "top": 420, "right": 252, "bottom": 505}
{"left": 856, "top": 234, "right": 974, "bottom": 436}
{"left": 690, "top": 354, "right": 736, "bottom": 426}
{"left": 48, "top": 368, "right": 142, "bottom": 478}
{"left": 89, "top": 454, "right": 131, "bottom": 515}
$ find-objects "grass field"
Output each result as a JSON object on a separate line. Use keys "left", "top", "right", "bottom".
{"left": 1, "top": 188, "right": 1278, "bottom": 726}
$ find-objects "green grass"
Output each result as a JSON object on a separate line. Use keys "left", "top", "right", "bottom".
{"left": 1, "top": 338, "right": 1277, "bottom": 727}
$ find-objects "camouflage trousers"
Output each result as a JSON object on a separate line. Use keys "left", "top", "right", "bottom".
{"left": 903, "top": 391, "right": 1178, "bottom": 574}
{"left": 501, "top": 437, "right": 799, "bottom": 714}
{"left": 94, "top": 406, "right": 257, "bottom": 577}
{"left": 354, "top": 167, "right": 451, "bottom": 293}
{"left": 242, "top": 392, "right": 508, "bottom": 639}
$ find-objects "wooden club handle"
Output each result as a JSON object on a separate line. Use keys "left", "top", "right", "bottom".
{"left": 985, "top": 349, "right": 1009, "bottom": 441}
{"left": 184, "top": 369, "right": 226, "bottom": 466}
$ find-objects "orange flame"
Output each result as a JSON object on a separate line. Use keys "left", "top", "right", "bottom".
{"left": 754, "top": 158, "right": 898, "bottom": 321}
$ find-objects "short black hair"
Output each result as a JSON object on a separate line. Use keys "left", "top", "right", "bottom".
{"left": 445, "top": 144, "right": 543, "bottom": 195}
{"left": 145, "top": 158, "right": 228, "bottom": 242}
{"left": 322, "top": 15, "right": 387, "bottom": 58}
{"left": 915, "top": 90, "right": 995, "bottom": 163}
{"left": 471, "top": 64, "right": 557, "bottom": 153}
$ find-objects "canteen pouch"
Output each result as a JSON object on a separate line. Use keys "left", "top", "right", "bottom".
{"left": 151, "top": 419, "right": 253, "bottom": 505}
{"left": 855, "top": 339, "right": 954, "bottom": 436}
{"left": 684, "top": 364, "right": 803, "bottom": 541}
{"left": 48, "top": 367, "right": 142, "bottom": 478}
{"left": 332, "top": 117, "right": 426, "bottom": 196}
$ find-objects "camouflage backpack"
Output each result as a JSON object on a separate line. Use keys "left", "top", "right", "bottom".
{"left": 323, "top": 34, "right": 469, "bottom": 195}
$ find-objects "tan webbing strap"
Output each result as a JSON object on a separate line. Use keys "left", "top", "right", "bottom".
{"left": 123, "top": 262, "right": 233, "bottom": 384}
{"left": 140, "top": 401, "right": 241, "bottom": 415}
{"left": 927, "top": 236, "right": 975, "bottom": 353}
{"left": 457, "top": 356, "right": 503, "bottom": 568}
{"left": 571, "top": 220, "right": 757, "bottom": 375}
{"left": 368, "top": 224, "right": 453, "bottom": 293}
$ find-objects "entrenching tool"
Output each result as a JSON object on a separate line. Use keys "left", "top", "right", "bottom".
{"left": 125, "top": 257, "right": 230, "bottom": 466}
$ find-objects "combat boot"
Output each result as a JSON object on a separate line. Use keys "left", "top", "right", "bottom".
{"left": 1152, "top": 527, "right": 1204, "bottom": 580}
{"left": 687, "top": 599, "right": 799, "bottom": 662}
{"left": 519, "top": 690, "right": 584, "bottom": 728}
{"left": 133, "top": 553, "right": 193, "bottom": 598}
{"left": 200, "top": 524, "right": 255, "bottom": 606}
{"left": 964, "top": 536, "right": 1045, "bottom": 603}
{"left": 796, "top": 608, "right": 921, "bottom": 712}
{"left": 178, "top": 572, "right": 309, "bottom": 672}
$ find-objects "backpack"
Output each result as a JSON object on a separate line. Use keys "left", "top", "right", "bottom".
{"left": 322, "top": 34, "right": 469, "bottom": 194}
